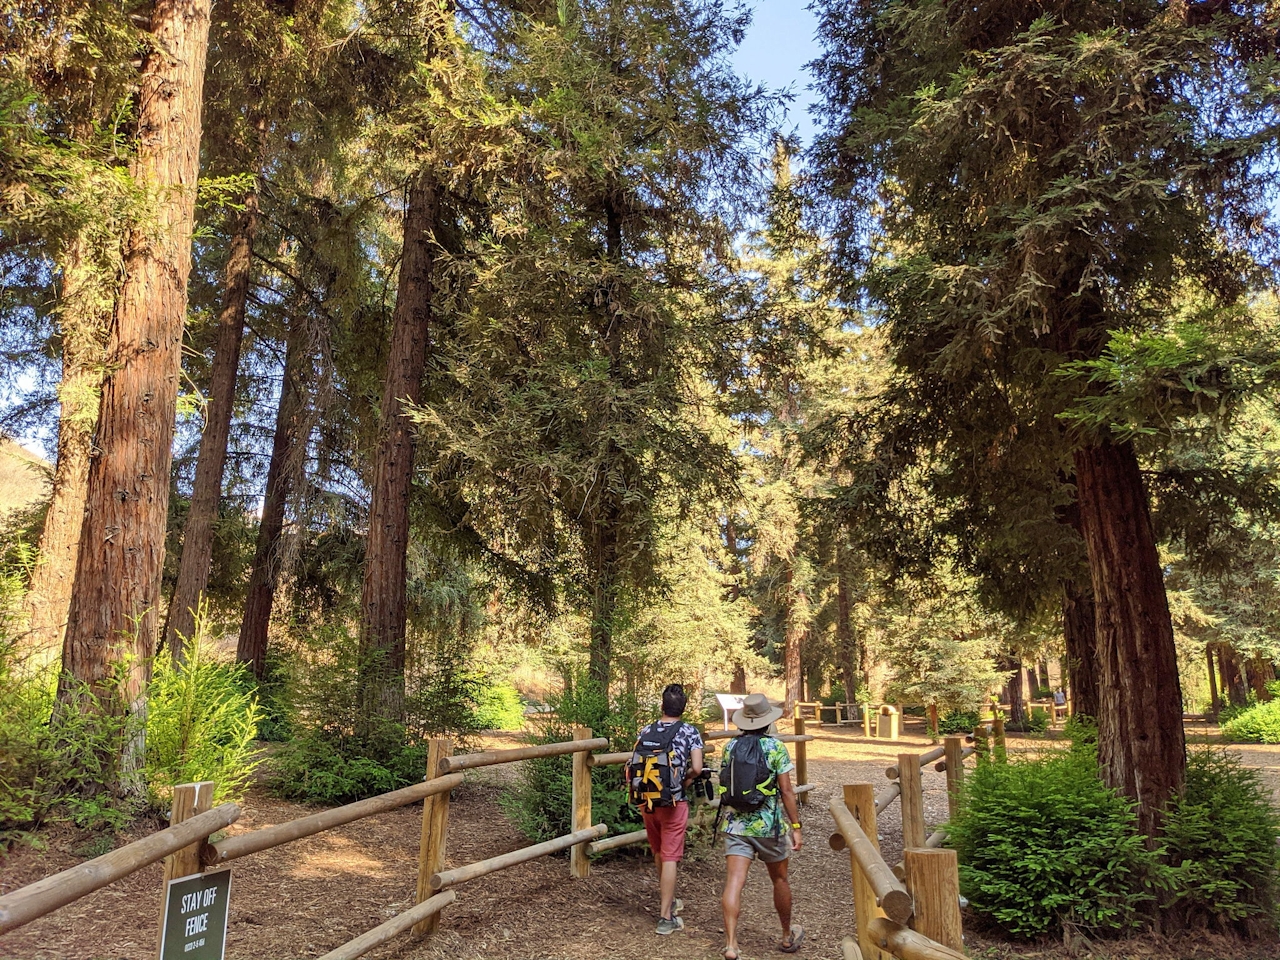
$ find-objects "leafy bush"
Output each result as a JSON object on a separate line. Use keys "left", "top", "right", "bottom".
{"left": 1027, "top": 706, "right": 1050, "bottom": 735}
{"left": 938, "top": 710, "right": 979, "bottom": 735}
{"left": 1221, "top": 699, "right": 1280, "bottom": 744}
{"left": 1163, "top": 750, "right": 1280, "bottom": 933}
{"left": 471, "top": 679, "right": 526, "bottom": 731}
{"left": 502, "top": 679, "right": 642, "bottom": 842}
{"left": 144, "top": 629, "right": 261, "bottom": 810}
{"left": 947, "top": 749, "right": 1162, "bottom": 938}
{"left": 268, "top": 728, "right": 426, "bottom": 805}
{"left": 1063, "top": 713, "right": 1098, "bottom": 749}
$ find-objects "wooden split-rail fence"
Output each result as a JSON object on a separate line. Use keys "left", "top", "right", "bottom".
{"left": 0, "top": 723, "right": 817, "bottom": 960}
{"left": 825, "top": 726, "right": 1008, "bottom": 960}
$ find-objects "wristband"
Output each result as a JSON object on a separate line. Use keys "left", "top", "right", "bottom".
{"left": 791, "top": 822, "right": 802, "bottom": 829}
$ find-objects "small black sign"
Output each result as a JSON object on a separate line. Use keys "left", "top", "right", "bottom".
{"left": 159, "top": 868, "right": 231, "bottom": 960}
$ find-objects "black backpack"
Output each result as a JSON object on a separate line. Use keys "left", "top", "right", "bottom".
{"left": 719, "top": 731, "right": 777, "bottom": 812}
{"left": 626, "top": 722, "right": 686, "bottom": 812}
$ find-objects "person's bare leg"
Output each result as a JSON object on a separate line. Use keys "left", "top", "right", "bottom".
{"left": 722, "top": 855, "right": 752, "bottom": 957}
{"left": 765, "top": 857, "right": 793, "bottom": 939}
{"left": 659, "top": 859, "right": 678, "bottom": 919}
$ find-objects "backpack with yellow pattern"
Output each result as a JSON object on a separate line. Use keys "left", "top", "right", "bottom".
{"left": 625, "top": 721, "right": 685, "bottom": 812}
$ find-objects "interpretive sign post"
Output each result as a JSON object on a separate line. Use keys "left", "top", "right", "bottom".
{"left": 158, "top": 868, "right": 231, "bottom": 960}
{"left": 714, "top": 693, "right": 745, "bottom": 731}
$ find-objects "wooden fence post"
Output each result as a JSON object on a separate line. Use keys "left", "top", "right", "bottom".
{"left": 942, "top": 737, "right": 964, "bottom": 821}
{"left": 793, "top": 708, "right": 808, "bottom": 806}
{"left": 157, "top": 781, "right": 215, "bottom": 958}
{"left": 897, "top": 752, "right": 926, "bottom": 850}
{"left": 414, "top": 738, "right": 453, "bottom": 936}
{"left": 903, "top": 848, "right": 963, "bottom": 953}
{"left": 991, "top": 712, "right": 1007, "bottom": 762}
{"left": 862, "top": 704, "right": 873, "bottom": 738}
{"left": 571, "top": 725, "right": 592, "bottom": 879}
{"left": 844, "top": 784, "right": 892, "bottom": 960}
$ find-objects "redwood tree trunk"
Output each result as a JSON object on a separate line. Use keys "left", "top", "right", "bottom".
{"left": 1205, "top": 644, "right": 1220, "bottom": 713}
{"left": 356, "top": 173, "right": 437, "bottom": 738}
{"left": 1074, "top": 439, "right": 1185, "bottom": 839}
{"left": 26, "top": 233, "right": 109, "bottom": 654}
{"left": 1062, "top": 579, "right": 1099, "bottom": 717}
{"left": 1217, "top": 645, "right": 1248, "bottom": 707}
{"left": 236, "top": 312, "right": 307, "bottom": 679}
{"left": 835, "top": 549, "right": 861, "bottom": 702}
{"left": 1005, "top": 659, "right": 1026, "bottom": 729}
{"left": 782, "top": 568, "right": 804, "bottom": 716}
{"left": 58, "top": 0, "right": 211, "bottom": 770}
{"left": 165, "top": 193, "right": 258, "bottom": 660}
{"left": 726, "top": 516, "right": 747, "bottom": 695}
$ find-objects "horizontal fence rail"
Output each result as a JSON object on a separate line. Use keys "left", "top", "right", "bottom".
{"left": 0, "top": 802, "right": 241, "bottom": 936}
{"left": 315, "top": 891, "right": 457, "bottom": 960}
{"left": 430, "top": 824, "right": 607, "bottom": 891}
{"left": 438, "top": 737, "right": 610, "bottom": 774}
{"left": 886, "top": 746, "right": 945, "bottom": 779}
{"left": 829, "top": 798, "right": 913, "bottom": 924}
{"left": 203, "top": 774, "right": 464, "bottom": 866}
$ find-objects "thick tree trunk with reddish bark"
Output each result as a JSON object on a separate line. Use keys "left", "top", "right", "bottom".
{"left": 835, "top": 551, "right": 862, "bottom": 703}
{"left": 1205, "top": 644, "right": 1221, "bottom": 714}
{"left": 25, "top": 234, "right": 109, "bottom": 654}
{"left": 1217, "top": 645, "right": 1248, "bottom": 707}
{"left": 236, "top": 313, "right": 308, "bottom": 679}
{"left": 1245, "top": 654, "right": 1274, "bottom": 702}
{"left": 355, "top": 174, "right": 437, "bottom": 738}
{"left": 1062, "top": 579, "right": 1099, "bottom": 717}
{"left": 726, "top": 516, "right": 747, "bottom": 695}
{"left": 1074, "top": 439, "right": 1185, "bottom": 839}
{"left": 57, "top": 0, "right": 211, "bottom": 768}
{"left": 782, "top": 568, "right": 804, "bottom": 716}
{"left": 1005, "top": 658, "right": 1026, "bottom": 729}
{"left": 165, "top": 194, "right": 258, "bottom": 660}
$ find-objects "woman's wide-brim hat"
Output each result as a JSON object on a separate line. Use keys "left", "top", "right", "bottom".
{"left": 732, "top": 693, "right": 784, "bottom": 731}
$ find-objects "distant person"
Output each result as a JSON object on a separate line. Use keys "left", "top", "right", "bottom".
{"left": 1054, "top": 689, "right": 1066, "bottom": 707}
{"left": 717, "top": 693, "right": 805, "bottom": 959}
{"left": 625, "top": 683, "right": 704, "bottom": 935}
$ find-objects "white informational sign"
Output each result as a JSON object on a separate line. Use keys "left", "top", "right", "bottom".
{"left": 714, "top": 693, "right": 746, "bottom": 730}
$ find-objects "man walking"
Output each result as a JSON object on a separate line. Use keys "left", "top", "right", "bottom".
{"left": 629, "top": 683, "right": 704, "bottom": 934}
{"left": 718, "top": 693, "right": 804, "bottom": 959}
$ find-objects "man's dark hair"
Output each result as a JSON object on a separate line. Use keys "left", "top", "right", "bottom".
{"left": 662, "top": 683, "right": 687, "bottom": 718}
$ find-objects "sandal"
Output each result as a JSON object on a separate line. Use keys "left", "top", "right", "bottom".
{"left": 779, "top": 924, "right": 805, "bottom": 953}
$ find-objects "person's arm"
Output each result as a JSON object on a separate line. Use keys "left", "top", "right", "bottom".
{"left": 778, "top": 771, "right": 803, "bottom": 850}
{"left": 683, "top": 746, "right": 704, "bottom": 787}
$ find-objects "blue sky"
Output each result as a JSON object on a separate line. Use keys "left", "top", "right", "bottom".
{"left": 732, "top": 0, "right": 822, "bottom": 147}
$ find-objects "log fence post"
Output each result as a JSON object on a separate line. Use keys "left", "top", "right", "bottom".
{"left": 793, "top": 708, "right": 808, "bottom": 806}
{"left": 414, "top": 738, "right": 453, "bottom": 936}
{"left": 157, "top": 781, "right": 215, "bottom": 959}
{"left": 990, "top": 705, "right": 1006, "bottom": 762}
{"left": 862, "top": 704, "right": 873, "bottom": 738}
{"left": 897, "top": 752, "right": 926, "bottom": 850}
{"left": 844, "top": 784, "right": 893, "bottom": 960}
{"left": 903, "top": 848, "right": 964, "bottom": 953}
{"left": 570, "top": 725, "right": 592, "bottom": 879}
{"left": 942, "top": 737, "right": 964, "bottom": 821}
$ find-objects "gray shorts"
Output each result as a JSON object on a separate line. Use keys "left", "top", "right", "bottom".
{"left": 723, "top": 833, "right": 790, "bottom": 863}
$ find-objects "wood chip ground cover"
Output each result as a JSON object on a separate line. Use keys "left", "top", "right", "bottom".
{"left": 1, "top": 721, "right": 1277, "bottom": 960}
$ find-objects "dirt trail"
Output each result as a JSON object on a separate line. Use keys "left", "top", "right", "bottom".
{"left": 2, "top": 722, "right": 1277, "bottom": 960}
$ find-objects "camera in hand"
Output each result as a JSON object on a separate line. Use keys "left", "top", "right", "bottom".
{"left": 690, "top": 769, "right": 717, "bottom": 802}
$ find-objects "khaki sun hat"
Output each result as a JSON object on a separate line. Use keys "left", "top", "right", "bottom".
{"left": 732, "top": 693, "right": 784, "bottom": 731}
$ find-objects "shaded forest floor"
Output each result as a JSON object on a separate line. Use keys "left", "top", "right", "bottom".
{"left": 2, "top": 720, "right": 1278, "bottom": 960}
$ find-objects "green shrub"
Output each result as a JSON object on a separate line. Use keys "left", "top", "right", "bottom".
{"left": 1163, "top": 750, "right": 1280, "bottom": 933}
{"left": 502, "top": 679, "right": 642, "bottom": 842}
{"left": 144, "top": 629, "right": 262, "bottom": 810}
{"left": 947, "top": 749, "right": 1162, "bottom": 938}
{"left": 471, "top": 679, "right": 525, "bottom": 731}
{"left": 268, "top": 728, "right": 426, "bottom": 805}
{"left": 938, "top": 710, "right": 979, "bottom": 735}
{"left": 1220, "top": 699, "right": 1280, "bottom": 744}
{"left": 1027, "top": 706, "right": 1050, "bottom": 735}
{"left": 1063, "top": 713, "right": 1098, "bottom": 749}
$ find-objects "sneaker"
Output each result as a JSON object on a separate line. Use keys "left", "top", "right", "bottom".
{"left": 655, "top": 916, "right": 684, "bottom": 935}
{"left": 674, "top": 898, "right": 684, "bottom": 916}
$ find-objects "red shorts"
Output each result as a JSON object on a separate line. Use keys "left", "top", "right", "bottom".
{"left": 641, "top": 801, "right": 690, "bottom": 862}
